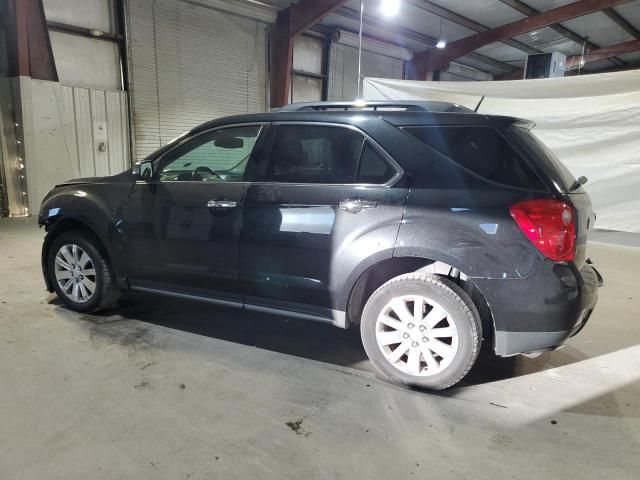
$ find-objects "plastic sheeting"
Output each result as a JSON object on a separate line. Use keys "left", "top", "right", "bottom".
{"left": 364, "top": 71, "right": 640, "bottom": 233}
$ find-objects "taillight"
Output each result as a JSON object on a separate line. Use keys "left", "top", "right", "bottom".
{"left": 509, "top": 199, "right": 575, "bottom": 262}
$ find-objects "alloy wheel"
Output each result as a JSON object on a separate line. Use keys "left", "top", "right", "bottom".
{"left": 54, "top": 244, "right": 97, "bottom": 303}
{"left": 375, "top": 295, "right": 459, "bottom": 377}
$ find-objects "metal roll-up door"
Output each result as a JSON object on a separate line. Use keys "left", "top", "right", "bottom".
{"left": 126, "top": 0, "right": 267, "bottom": 161}
{"left": 328, "top": 35, "right": 407, "bottom": 102}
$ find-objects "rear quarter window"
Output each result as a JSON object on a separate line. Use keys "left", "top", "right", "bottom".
{"left": 509, "top": 127, "right": 578, "bottom": 193}
{"left": 403, "top": 126, "right": 546, "bottom": 190}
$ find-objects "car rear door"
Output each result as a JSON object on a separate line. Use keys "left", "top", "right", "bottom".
{"left": 123, "top": 124, "right": 267, "bottom": 302}
{"left": 239, "top": 122, "right": 408, "bottom": 324}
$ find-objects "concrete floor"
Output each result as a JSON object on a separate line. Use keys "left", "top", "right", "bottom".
{"left": 0, "top": 217, "right": 639, "bottom": 480}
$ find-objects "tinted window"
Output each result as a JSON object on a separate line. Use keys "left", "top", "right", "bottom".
{"left": 404, "top": 126, "right": 545, "bottom": 190}
{"left": 510, "top": 127, "right": 577, "bottom": 192}
{"left": 266, "top": 125, "right": 364, "bottom": 184}
{"left": 158, "top": 126, "right": 261, "bottom": 182}
{"left": 357, "top": 143, "right": 395, "bottom": 184}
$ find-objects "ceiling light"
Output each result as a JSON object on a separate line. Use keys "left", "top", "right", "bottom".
{"left": 436, "top": 40, "right": 447, "bottom": 49}
{"left": 354, "top": 99, "right": 367, "bottom": 107}
{"left": 380, "top": 0, "right": 400, "bottom": 17}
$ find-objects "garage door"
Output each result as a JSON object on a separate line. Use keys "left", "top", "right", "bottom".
{"left": 126, "top": 0, "right": 268, "bottom": 161}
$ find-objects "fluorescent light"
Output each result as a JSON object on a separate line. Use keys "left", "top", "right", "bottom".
{"left": 380, "top": 0, "right": 400, "bottom": 17}
{"left": 436, "top": 40, "right": 447, "bottom": 49}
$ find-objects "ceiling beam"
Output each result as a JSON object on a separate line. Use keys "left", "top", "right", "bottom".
{"left": 8, "top": 0, "right": 58, "bottom": 81}
{"left": 289, "top": 0, "right": 350, "bottom": 36}
{"left": 565, "top": 63, "right": 640, "bottom": 75}
{"left": 498, "top": 0, "right": 624, "bottom": 66}
{"left": 496, "top": 37, "right": 640, "bottom": 79}
{"left": 270, "top": 0, "right": 349, "bottom": 108}
{"left": 412, "top": 0, "right": 633, "bottom": 78}
{"left": 602, "top": 7, "right": 640, "bottom": 38}
{"left": 334, "top": 6, "right": 517, "bottom": 73}
{"left": 566, "top": 38, "right": 640, "bottom": 67}
{"left": 408, "top": 0, "right": 540, "bottom": 55}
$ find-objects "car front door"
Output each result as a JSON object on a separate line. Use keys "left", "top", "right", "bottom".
{"left": 123, "top": 124, "right": 267, "bottom": 302}
{"left": 240, "top": 123, "right": 408, "bottom": 324}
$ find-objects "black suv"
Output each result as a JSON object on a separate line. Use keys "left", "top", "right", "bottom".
{"left": 39, "top": 101, "right": 601, "bottom": 390}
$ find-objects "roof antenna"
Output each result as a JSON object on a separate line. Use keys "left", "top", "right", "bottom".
{"left": 474, "top": 95, "right": 486, "bottom": 113}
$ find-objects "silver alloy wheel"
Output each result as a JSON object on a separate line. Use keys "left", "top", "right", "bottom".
{"left": 54, "top": 244, "right": 97, "bottom": 303}
{"left": 375, "top": 295, "right": 459, "bottom": 377}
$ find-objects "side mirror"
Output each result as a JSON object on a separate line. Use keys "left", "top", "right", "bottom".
{"left": 133, "top": 160, "right": 154, "bottom": 180}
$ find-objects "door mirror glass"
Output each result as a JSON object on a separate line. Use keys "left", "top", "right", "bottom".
{"left": 214, "top": 136, "right": 244, "bottom": 149}
{"left": 137, "top": 160, "right": 154, "bottom": 180}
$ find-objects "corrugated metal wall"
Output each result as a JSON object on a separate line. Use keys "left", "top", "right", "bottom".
{"left": 59, "top": 85, "right": 130, "bottom": 178}
{"left": 22, "top": 79, "right": 129, "bottom": 212}
{"left": 126, "top": 0, "right": 268, "bottom": 161}
{"left": 328, "top": 44, "right": 405, "bottom": 101}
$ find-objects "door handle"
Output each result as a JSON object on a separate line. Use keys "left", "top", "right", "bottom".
{"left": 339, "top": 199, "right": 377, "bottom": 214}
{"left": 207, "top": 199, "right": 237, "bottom": 209}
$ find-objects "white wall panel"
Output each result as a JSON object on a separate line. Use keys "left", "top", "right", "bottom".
{"left": 127, "top": 0, "right": 268, "bottom": 161}
{"left": 328, "top": 43, "right": 404, "bottom": 101}
{"left": 49, "top": 31, "right": 121, "bottom": 91}
{"left": 21, "top": 79, "right": 129, "bottom": 212}
{"left": 43, "top": 0, "right": 113, "bottom": 32}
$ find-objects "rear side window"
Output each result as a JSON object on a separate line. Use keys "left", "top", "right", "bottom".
{"left": 265, "top": 125, "right": 396, "bottom": 185}
{"left": 266, "top": 125, "right": 364, "bottom": 184}
{"left": 403, "top": 126, "right": 546, "bottom": 190}
{"left": 357, "top": 143, "right": 396, "bottom": 184}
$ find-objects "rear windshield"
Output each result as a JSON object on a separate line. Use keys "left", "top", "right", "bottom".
{"left": 509, "top": 127, "right": 578, "bottom": 193}
{"left": 403, "top": 126, "right": 546, "bottom": 190}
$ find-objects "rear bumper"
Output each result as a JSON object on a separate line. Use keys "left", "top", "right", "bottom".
{"left": 474, "top": 260, "right": 601, "bottom": 357}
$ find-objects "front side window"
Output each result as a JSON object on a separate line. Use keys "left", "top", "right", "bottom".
{"left": 158, "top": 125, "right": 262, "bottom": 182}
{"left": 403, "top": 126, "right": 545, "bottom": 190}
{"left": 265, "top": 125, "right": 365, "bottom": 184}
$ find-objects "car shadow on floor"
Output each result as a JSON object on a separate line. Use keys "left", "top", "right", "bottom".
{"left": 51, "top": 291, "right": 599, "bottom": 388}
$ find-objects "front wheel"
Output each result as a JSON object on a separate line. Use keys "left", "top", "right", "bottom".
{"left": 47, "top": 230, "right": 120, "bottom": 313}
{"left": 361, "top": 273, "right": 482, "bottom": 390}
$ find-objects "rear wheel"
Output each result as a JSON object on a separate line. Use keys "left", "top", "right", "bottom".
{"left": 47, "top": 230, "right": 119, "bottom": 313}
{"left": 361, "top": 273, "right": 482, "bottom": 390}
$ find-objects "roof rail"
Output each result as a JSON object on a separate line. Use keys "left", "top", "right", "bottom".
{"left": 276, "top": 101, "right": 473, "bottom": 113}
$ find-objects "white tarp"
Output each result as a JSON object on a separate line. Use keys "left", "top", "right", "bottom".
{"left": 364, "top": 71, "right": 640, "bottom": 233}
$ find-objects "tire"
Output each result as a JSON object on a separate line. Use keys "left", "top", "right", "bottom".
{"left": 47, "top": 229, "right": 120, "bottom": 313}
{"left": 360, "top": 273, "right": 482, "bottom": 390}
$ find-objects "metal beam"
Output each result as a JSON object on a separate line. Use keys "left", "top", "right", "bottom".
{"left": 334, "top": 6, "right": 517, "bottom": 73}
{"left": 565, "top": 63, "right": 640, "bottom": 75}
{"left": 413, "top": 0, "right": 633, "bottom": 77}
{"left": 270, "top": 0, "right": 349, "bottom": 108}
{"left": 409, "top": 0, "right": 540, "bottom": 55}
{"left": 289, "top": 0, "right": 350, "bottom": 36}
{"left": 602, "top": 7, "right": 640, "bottom": 38}
{"left": 46, "top": 21, "right": 121, "bottom": 42}
{"left": 498, "top": 0, "right": 625, "bottom": 66}
{"left": 566, "top": 38, "right": 640, "bottom": 67}
{"left": 11, "top": 0, "right": 58, "bottom": 81}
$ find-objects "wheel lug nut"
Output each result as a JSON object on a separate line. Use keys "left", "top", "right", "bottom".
{"left": 407, "top": 323, "right": 415, "bottom": 329}
{"left": 419, "top": 325, "right": 426, "bottom": 332}
{"left": 412, "top": 341, "right": 419, "bottom": 347}
{"left": 403, "top": 333, "right": 410, "bottom": 339}
{"left": 422, "top": 337, "right": 428, "bottom": 343}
